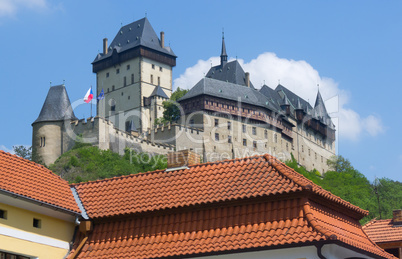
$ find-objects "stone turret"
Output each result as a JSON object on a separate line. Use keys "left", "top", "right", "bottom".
{"left": 32, "top": 84, "right": 77, "bottom": 165}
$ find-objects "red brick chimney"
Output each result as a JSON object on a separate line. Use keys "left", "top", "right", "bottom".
{"left": 393, "top": 209, "right": 402, "bottom": 225}
{"left": 167, "top": 149, "right": 200, "bottom": 170}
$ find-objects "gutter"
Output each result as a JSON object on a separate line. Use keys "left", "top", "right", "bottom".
{"left": 0, "top": 189, "right": 80, "bottom": 216}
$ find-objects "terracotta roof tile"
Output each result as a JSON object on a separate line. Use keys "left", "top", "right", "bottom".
{"left": 69, "top": 154, "right": 395, "bottom": 259}
{"left": 363, "top": 218, "right": 402, "bottom": 243}
{"left": 0, "top": 150, "right": 80, "bottom": 213}
{"left": 73, "top": 154, "right": 365, "bottom": 219}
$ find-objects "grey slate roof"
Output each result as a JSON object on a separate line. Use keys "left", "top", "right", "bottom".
{"left": 93, "top": 17, "right": 175, "bottom": 63}
{"left": 205, "top": 60, "right": 255, "bottom": 89}
{"left": 33, "top": 85, "right": 77, "bottom": 124}
{"left": 179, "top": 77, "right": 277, "bottom": 111}
{"left": 274, "top": 84, "right": 313, "bottom": 113}
{"left": 150, "top": 85, "right": 168, "bottom": 99}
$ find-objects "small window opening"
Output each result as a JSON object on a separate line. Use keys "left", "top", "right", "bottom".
{"left": 33, "top": 218, "right": 41, "bottom": 228}
{"left": 0, "top": 209, "right": 7, "bottom": 219}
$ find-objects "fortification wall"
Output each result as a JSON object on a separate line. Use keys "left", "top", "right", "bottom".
{"left": 66, "top": 116, "right": 174, "bottom": 156}
{"left": 149, "top": 123, "right": 204, "bottom": 155}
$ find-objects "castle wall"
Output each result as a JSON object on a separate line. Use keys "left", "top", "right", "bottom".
{"left": 32, "top": 121, "right": 74, "bottom": 166}
{"left": 65, "top": 117, "right": 174, "bottom": 157}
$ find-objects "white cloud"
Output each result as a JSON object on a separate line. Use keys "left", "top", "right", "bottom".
{"left": 0, "top": 0, "right": 48, "bottom": 17}
{"left": 0, "top": 145, "right": 14, "bottom": 154}
{"left": 173, "top": 52, "right": 385, "bottom": 141}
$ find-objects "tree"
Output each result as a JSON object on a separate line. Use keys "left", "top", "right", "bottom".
{"left": 13, "top": 145, "right": 32, "bottom": 160}
{"left": 327, "top": 155, "right": 353, "bottom": 173}
{"left": 162, "top": 87, "right": 189, "bottom": 122}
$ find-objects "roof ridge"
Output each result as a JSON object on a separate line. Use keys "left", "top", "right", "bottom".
{"left": 265, "top": 153, "right": 368, "bottom": 216}
{"left": 70, "top": 168, "right": 167, "bottom": 187}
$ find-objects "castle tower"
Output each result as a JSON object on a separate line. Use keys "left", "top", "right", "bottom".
{"left": 92, "top": 17, "right": 176, "bottom": 133}
{"left": 149, "top": 85, "right": 169, "bottom": 127}
{"left": 32, "top": 84, "right": 77, "bottom": 165}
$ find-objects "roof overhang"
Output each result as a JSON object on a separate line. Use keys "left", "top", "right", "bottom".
{"left": 0, "top": 189, "right": 80, "bottom": 222}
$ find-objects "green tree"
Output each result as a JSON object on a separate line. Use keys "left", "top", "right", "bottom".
{"left": 13, "top": 145, "right": 32, "bottom": 160}
{"left": 162, "top": 87, "right": 189, "bottom": 122}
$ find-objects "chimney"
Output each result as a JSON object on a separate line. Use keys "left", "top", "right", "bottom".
{"left": 160, "top": 31, "right": 165, "bottom": 48}
{"left": 245, "top": 72, "right": 250, "bottom": 87}
{"left": 103, "top": 38, "right": 108, "bottom": 55}
{"left": 167, "top": 149, "right": 200, "bottom": 170}
{"left": 393, "top": 209, "right": 402, "bottom": 225}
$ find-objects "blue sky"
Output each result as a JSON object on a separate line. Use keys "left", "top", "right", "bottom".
{"left": 1, "top": 0, "right": 401, "bottom": 182}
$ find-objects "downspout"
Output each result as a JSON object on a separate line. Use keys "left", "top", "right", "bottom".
{"left": 315, "top": 244, "right": 327, "bottom": 259}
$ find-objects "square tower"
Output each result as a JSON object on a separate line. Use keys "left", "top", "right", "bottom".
{"left": 92, "top": 17, "right": 176, "bottom": 133}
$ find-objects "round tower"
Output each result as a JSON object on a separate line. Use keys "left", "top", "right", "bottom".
{"left": 32, "top": 84, "right": 77, "bottom": 165}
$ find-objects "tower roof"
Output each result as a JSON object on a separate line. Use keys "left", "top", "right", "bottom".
{"left": 220, "top": 33, "right": 228, "bottom": 66}
{"left": 206, "top": 60, "right": 255, "bottom": 88}
{"left": 93, "top": 17, "right": 176, "bottom": 63}
{"left": 33, "top": 84, "right": 77, "bottom": 124}
{"left": 150, "top": 85, "right": 168, "bottom": 99}
{"left": 314, "top": 90, "right": 329, "bottom": 117}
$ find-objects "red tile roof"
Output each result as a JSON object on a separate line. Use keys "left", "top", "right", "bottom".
{"left": 0, "top": 150, "right": 80, "bottom": 214}
{"left": 70, "top": 154, "right": 395, "bottom": 259}
{"left": 363, "top": 218, "right": 402, "bottom": 244}
{"left": 73, "top": 155, "right": 366, "bottom": 219}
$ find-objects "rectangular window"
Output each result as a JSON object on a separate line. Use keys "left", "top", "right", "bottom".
{"left": 127, "top": 64, "right": 130, "bottom": 70}
{"left": 243, "top": 139, "right": 247, "bottom": 146}
{"left": 215, "top": 133, "right": 219, "bottom": 141}
{"left": 252, "top": 127, "right": 256, "bottom": 135}
{"left": 116, "top": 68, "right": 120, "bottom": 74}
{"left": 150, "top": 75, "right": 154, "bottom": 84}
{"left": 0, "top": 209, "right": 7, "bottom": 219}
{"left": 242, "top": 124, "right": 246, "bottom": 133}
{"left": 215, "top": 119, "right": 219, "bottom": 127}
{"left": 131, "top": 74, "right": 134, "bottom": 84}
{"left": 264, "top": 130, "right": 268, "bottom": 139}
{"left": 0, "top": 251, "right": 30, "bottom": 259}
{"left": 253, "top": 141, "right": 257, "bottom": 149}
{"left": 152, "top": 64, "right": 155, "bottom": 69}
{"left": 33, "top": 218, "right": 41, "bottom": 228}
{"left": 106, "top": 72, "right": 109, "bottom": 78}
{"left": 227, "top": 121, "right": 231, "bottom": 130}
{"left": 124, "top": 76, "right": 126, "bottom": 87}
{"left": 228, "top": 135, "right": 232, "bottom": 143}
{"left": 159, "top": 66, "right": 163, "bottom": 72}
{"left": 158, "top": 76, "right": 160, "bottom": 86}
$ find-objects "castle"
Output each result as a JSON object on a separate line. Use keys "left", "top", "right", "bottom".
{"left": 32, "top": 17, "right": 336, "bottom": 172}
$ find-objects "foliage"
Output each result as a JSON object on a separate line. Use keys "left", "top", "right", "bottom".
{"left": 49, "top": 145, "right": 167, "bottom": 183}
{"left": 13, "top": 145, "right": 32, "bottom": 160}
{"left": 285, "top": 154, "right": 402, "bottom": 224}
{"left": 162, "top": 87, "right": 189, "bottom": 122}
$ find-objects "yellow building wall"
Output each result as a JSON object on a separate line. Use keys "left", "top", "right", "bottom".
{"left": 0, "top": 203, "right": 76, "bottom": 259}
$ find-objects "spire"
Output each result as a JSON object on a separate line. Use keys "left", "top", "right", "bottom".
{"left": 33, "top": 84, "right": 77, "bottom": 124}
{"left": 296, "top": 98, "right": 303, "bottom": 110}
{"left": 314, "top": 90, "right": 329, "bottom": 118}
{"left": 220, "top": 31, "right": 227, "bottom": 66}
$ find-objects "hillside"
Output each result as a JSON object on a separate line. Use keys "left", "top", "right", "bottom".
{"left": 49, "top": 144, "right": 167, "bottom": 183}
{"left": 285, "top": 155, "right": 402, "bottom": 224}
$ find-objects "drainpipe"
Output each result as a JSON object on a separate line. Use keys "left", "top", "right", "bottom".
{"left": 69, "top": 220, "right": 92, "bottom": 259}
{"left": 316, "top": 244, "right": 327, "bottom": 259}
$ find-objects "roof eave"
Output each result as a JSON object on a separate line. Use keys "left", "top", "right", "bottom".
{"left": 0, "top": 188, "right": 81, "bottom": 216}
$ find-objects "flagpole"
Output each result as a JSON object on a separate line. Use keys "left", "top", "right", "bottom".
{"left": 90, "top": 85, "right": 93, "bottom": 118}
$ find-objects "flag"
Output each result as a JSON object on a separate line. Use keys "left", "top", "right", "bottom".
{"left": 97, "top": 88, "right": 104, "bottom": 101}
{"left": 84, "top": 88, "right": 93, "bottom": 103}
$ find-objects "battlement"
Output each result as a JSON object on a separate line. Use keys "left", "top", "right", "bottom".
{"left": 149, "top": 122, "right": 203, "bottom": 135}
